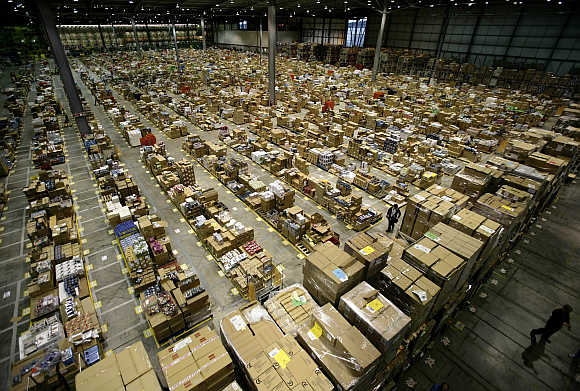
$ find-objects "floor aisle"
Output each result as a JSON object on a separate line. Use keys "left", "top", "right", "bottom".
{"left": 395, "top": 179, "right": 580, "bottom": 390}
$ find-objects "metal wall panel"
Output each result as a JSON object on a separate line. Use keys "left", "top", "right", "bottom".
{"left": 363, "top": 3, "right": 579, "bottom": 75}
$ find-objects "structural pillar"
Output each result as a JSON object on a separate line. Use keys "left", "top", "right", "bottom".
{"left": 34, "top": 0, "right": 90, "bottom": 135}
{"left": 372, "top": 8, "right": 388, "bottom": 82}
{"left": 111, "top": 23, "right": 119, "bottom": 49}
{"left": 431, "top": 5, "right": 450, "bottom": 83}
{"left": 145, "top": 22, "right": 153, "bottom": 48}
{"left": 268, "top": 5, "right": 276, "bottom": 106}
{"left": 259, "top": 18, "right": 263, "bottom": 64}
{"left": 132, "top": 18, "right": 141, "bottom": 52}
{"left": 171, "top": 23, "right": 182, "bottom": 73}
{"left": 98, "top": 24, "right": 107, "bottom": 52}
{"left": 201, "top": 18, "right": 206, "bottom": 51}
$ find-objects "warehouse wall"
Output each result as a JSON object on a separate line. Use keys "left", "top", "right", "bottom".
{"left": 214, "top": 30, "right": 299, "bottom": 49}
{"left": 302, "top": 17, "right": 346, "bottom": 46}
{"left": 364, "top": 4, "right": 580, "bottom": 75}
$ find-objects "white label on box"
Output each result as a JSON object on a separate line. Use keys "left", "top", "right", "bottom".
{"left": 452, "top": 215, "right": 462, "bottom": 221}
{"left": 413, "top": 244, "right": 431, "bottom": 253}
{"left": 412, "top": 290, "right": 428, "bottom": 303}
{"left": 441, "top": 196, "right": 453, "bottom": 202}
{"left": 230, "top": 315, "right": 246, "bottom": 331}
{"left": 268, "top": 348, "right": 279, "bottom": 358}
{"left": 479, "top": 225, "right": 496, "bottom": 234}
{"left": 307, "top": 331, "right": 317, "bottom": 340}
{"left": 174, "top": 336, "right": 192, "bottom": 351}
{"left": 435, "top": 185, "right": 443, "bottom": 190}
{"left": 414, "top": 194, "right": 426, "bottom": 202}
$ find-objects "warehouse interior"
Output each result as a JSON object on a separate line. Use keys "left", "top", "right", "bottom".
{"left": 0, "top": 0, "right": 579, "bottom": 391}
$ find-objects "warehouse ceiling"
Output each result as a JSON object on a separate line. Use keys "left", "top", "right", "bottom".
{"left": 1, "top": 0, "right": 576, "bottom": 26}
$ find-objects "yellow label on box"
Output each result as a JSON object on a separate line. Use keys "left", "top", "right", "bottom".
{"left": 274, "top": 349, "right": 290, "bottom": 369}
{"left": 366, "top": 298, "right": 384, "bottom": 313}
{"left": 310, "top": 322, "right": 322, "bottom": 339}
{"left": 501, "top": 205, "right": 513, "bottom": 211}
{"left": 360, "top": 246, "right": 375, "bottom": 255}
{"left": 269, "top": 348, "right": 291, "bottom": 369}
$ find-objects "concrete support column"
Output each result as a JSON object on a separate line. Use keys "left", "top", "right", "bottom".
{"left": 268, "top": 5, "right": 276, "bottom": 106}
{"left": 201, "top": 18, "right": 206, "bottom": 51}
{"left": 34, "top": 0, "right": 90, "bottom": 135}
{"left": 171, "top": 24, "right": 182, "bottom": 73}
{"left": 98, "top": 24, "right": 107, "bottom": 52}
{"left": 145, "top": 22, "right": 153, "bottom": 48}
{"left": 372, "top": 8, "right": 388, "bottom": 82}
{"left": 132, "top": 18, "right": 141, "bottom": 52}
{"left": 111, "top": 24, "right": 119, "bottom": 49}
{"left": 259, "top": 18, "right": 263, "bottom": 65}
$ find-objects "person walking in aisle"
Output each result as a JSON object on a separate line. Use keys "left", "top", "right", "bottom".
{"left": 386, "top": 204, "right": 401, "bottom": 233}
{"left": 530, "top": 304, "right": 572, "bottom": 344}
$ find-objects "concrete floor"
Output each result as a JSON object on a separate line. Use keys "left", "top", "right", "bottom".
{"left": 0, "top": 59, "right": 578, "bottom": 391}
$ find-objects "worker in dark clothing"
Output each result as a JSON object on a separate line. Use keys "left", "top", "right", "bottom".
{"left": 386, "top": 204, "right": 401, "bottom": 233}
{"left": 430, "top": 383, "right": 449, "bottom": 391}
{"left": 530, "top": 305, "right": 572, "bottom": 344}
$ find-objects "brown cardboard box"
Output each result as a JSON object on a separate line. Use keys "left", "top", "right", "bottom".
{"left": 158, "top": 326, "right": 234, "bottom": 391}
{"left": 338, "top": 282, "right": 410, "bottom": 362}
{"left": 264, "top": 283, "right": 320, "bottom": 336}
{"left": 125, "top": 369, "right": 162, "bottom": 391}
{"left": 220, "top": 302, "right": 333, "bottom": 391}
{"left": 344, "top": 232, "right": 393, "bottom": 278}
{"left": 75, "top": 355, "right": 125, "bottom": 391}
{"left": 220, "top": 381, "right": 243, "bottom": 391}
{"left": 303, "top": 242, "right": 365, "bottom": 306}
{"left": 297, "top": 303, "right": 381, "bottom": 391}
{"left": 116, "top": 340, "right": 154, "bottom": 385}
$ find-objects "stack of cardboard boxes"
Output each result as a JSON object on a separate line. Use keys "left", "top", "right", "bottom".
{"left": 296, "top": 303, "right": 382, "bottom": 391}
{"left": 303, "top": 242, "right": 365, "bottom": 306}
{"left": 220, "top": 302, "right": 334, "bottom": 391}
{"left": 264, "top": 284, "right": 320, "bottom": 336}
{"left": 158, "top": 327, "right": 235, "bottom": 391}
{"left": 400, "top": 185, "right": 469, "bottom": 240}
{"left": 76, "top": 341, "right": 162, "bottom": 391}
{"left": 338, "top": 281, "right": 411, "bottom": 363}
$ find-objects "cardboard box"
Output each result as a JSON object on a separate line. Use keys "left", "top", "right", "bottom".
{"left": 296, "top": 303, "right": 381, "bottom": 391}
{"left": 220, "top": 302, "right": 333, "bottom": 391}
{"left": 126, "top": 369, "right": 163, "bottom": 391}
{"left": 303, "top": 242, "right": 365, "bottom": 306}
{"left": 264, "top": 283, "right": 320, "bottom": 336}
{"left": 158, "top": 326, "right": 234, "bottom": 391}
{"left": 343, "top": 232, "right": 393, "bottom": 278}
{"left": 75, "top": 355, "right": 125, "bottom": 391}
{"left": 338, "top": 282, "right": 410, "bottom": 362}
{"left": 116, "top": 340, "right": 154, "bottom": 385}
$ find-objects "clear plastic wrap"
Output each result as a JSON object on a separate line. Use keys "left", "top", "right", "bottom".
{"left": 263, "top": 283, "right": 321, "bottom": 336}
{"left": 296, "top": 303, "right": 382, "bottom": 391}
{"left": 220, "top": 301, "right": 333, "bottom": 391}
{"left": 338, "top": 281, "right": 410, "bottom": 362}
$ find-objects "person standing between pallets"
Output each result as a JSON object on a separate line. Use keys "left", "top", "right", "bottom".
{"left": 386, "top": 203, "right": 401, "bottom": 233}
{"left": 530, "top": 304, "right": 572, "bottom": 344}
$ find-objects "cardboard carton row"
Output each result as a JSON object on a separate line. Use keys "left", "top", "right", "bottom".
{"left": 223, "top": 138, "right": 383, "bottom": 232}
{"left": 193, "top": 150, "right": 340, "bottom": 252}
{"left": 76, "top": 341, "right": 162, "bottom": 391}
{"left": 101, "top": 88, "right": 284, "bottom": 302}
{"left": 11, "top": 70, "right": 109, "bottom": 391}
{"left": 157, "top": 327, "right": 235, "bottom": 391}
{"left": 78, "top": 49, "right": 578, "bottom": 389}
{"left": 220, "top": 302, "right": 335, "bottom": 391}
